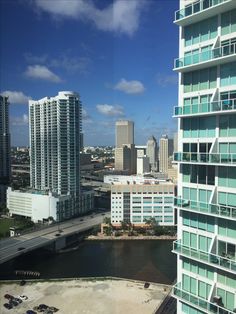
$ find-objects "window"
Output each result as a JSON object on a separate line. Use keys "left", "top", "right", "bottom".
{"left": 221, "top": 9, "right": 236, "bottom": 36}
{"left": 221, "top": 62, "right": 236, "bottom": 87}
{"left": 182, "top": 164, "right": 215, "bottom": 185}
{"left": 184, "top": 16, "right": 217, "bottom": 46}
{"left": 182, "top": 116, "right": 216, "bottom": 138}
{"left": 183, "top": 67, "right": 217, "bottom": 93}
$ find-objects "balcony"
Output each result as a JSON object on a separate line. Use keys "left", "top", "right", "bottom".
{"left": 173, "top": 240, "right": 236, "bottom": 273}
{"left": 174, "top": 42, "right": 236, "bottom": 72}
{"left": 174, "top": 0, "right": 234, "bottom": 26}
{"left": 175, "top": 197, "right": 236, "bottom": 220}
{"left": 173, "top": 99, "right": 236, "bottom": 117}
{"left": 174, "top": 152, "right": 236, "bottom": 166}
{"left": 173, "top": 282, "right": 235, "bottom": 314}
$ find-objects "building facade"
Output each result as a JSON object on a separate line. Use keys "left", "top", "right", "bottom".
{"left": 173, "top": 1, "right": 236, "bottom": 313}
{"left": 115, "top": 120, "right": 134, "bottom": 148}
{"left": 136, "top": 156, "right": 150, "bottom": 174}
{"left": 0, "top": 95, "right": 11, "bottom": 204}
{"left": 115, "top": 120, "right": 136, "bottom": 174}
{"left": 146, "top": 135, "right": 158, "bottom": 171}
{"left": 159, "top": 135, "right": 169, "bottom": 174}
{"left": 7, "top": 187, "right": 94, "bottom": 223}
{"left": 107, "top": 175, "right": 175, "bottom": 226}
{"left": 29, "top": 91, "right": 81, "bottom": 197}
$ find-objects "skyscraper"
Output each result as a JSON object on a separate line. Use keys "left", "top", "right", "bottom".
{"left": 0, "top": 95, "right": 11, "bottom": 204}
{"left": 146, "top": 135, "right": 158, "bottom": 171}
{"left": 159, "top": 135, "right": 169, "bottom": 174}
{"left": 173, "top": 1, "right": 236, "bottom": 313}
{"left": 115, "top": 120, "right": 134, "bottom": 148}
{"left": 29, "top": 91, "right": 81, "bottom": 197}
{"left": 115, "top": 120, "right": 136, "bottom": 174}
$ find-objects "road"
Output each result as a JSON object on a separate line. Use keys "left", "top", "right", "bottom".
{"left": 0, "top": 211, "right": 110, "bottom": 265}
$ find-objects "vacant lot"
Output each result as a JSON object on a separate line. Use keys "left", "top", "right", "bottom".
{"left": 0, "top": 278, "right": 171, "bottom": 314}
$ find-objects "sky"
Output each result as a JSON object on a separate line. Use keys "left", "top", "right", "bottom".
{"left": 0, "top": 0, "right": 179, "bottom": 147}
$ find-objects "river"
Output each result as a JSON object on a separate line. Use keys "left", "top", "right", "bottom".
{"left": 0, "top": 240, "right": 176, "bottom": 284}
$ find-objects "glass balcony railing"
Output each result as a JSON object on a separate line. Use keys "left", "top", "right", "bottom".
{"left": 173, "top": 282, "right": 235, "bottom": 314}
{"left": 173, "top": 240, "right": 236, "bottom": 272}
{"left": 174, "top": 197, "right": 236, "bottom": 220}
{"left": 175, "top": 0, "right": 229, "bottom": 22}
{"left": 174, "top": 99, "right": 236, "bottom": 116}
{"left": 174, "top": 42, "right": 236, "bottom": 69}
{"left": 173, "top": 152, "right": 236, "bottom": 164}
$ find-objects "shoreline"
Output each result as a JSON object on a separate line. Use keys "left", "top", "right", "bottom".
{"left": 86, "top": 235, "right": 177, "bottom": 241}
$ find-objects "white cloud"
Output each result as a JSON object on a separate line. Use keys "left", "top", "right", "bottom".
{"left": 156, "top": 73, "right": 178, "bottom": 87}
{"left": 114, "top": 78, "right": 145, "bottom": 94}
{"left": 82, "top": 108, "right": 93, "bottom": 124}
{"left": 1, "top": 91, "right": 32, "bottom": 104}
{"left": 33, "top": 0, "right": 146, "bottom": 36}
{"left": 11, "top": 114, "right": 29, "bottom": 126}
{"left": 24, "top": 53, "right": 91, "bottom": 75}
{"left": 96, "top": 104, "right": 124, "bottom": 117}
{"left": 25, "top": 65, "right": 62, "bottom": 82}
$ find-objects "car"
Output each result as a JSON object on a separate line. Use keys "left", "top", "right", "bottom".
{"left": 144, "top": 282, "right": 150, "bottom": 289}
{"left": 102, "top": 213, "right": 105, "bottom": 215}
{"left": 14, "top": 297, "right": 22, "bottom": 303}
{"left": 55, "top": 233, "right": 60, "bottom": 237}
{"left": 26, "top": 310, "right": 37, "bottom": 314}
{"left": 17, "top": 247, "right": 25, "bottom": 251}
{"left": 3, "top": 303, "right": 13, "bottom": 310}
{"left": 49, "top": 306, "right": 59, "bottom": 312}
{"left": 38, "top": 304, "right": 49, "bottom": 311}
{"left": 19, "top": 295, "right": 28, "bottom": 300}
{"left": 4, "top": 294, "right": 14, "bottom": 300}
{"left": 80, "top": 218, "right": 84, "bottom": 221}
{"left": 9, "top": 299, "right": 19, "bottom": 306}
{"left": 20, "top": 280, "right": 26, "bottom": 286}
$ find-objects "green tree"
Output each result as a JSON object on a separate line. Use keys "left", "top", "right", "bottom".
{"left": 103, "top": 217, "right": 111, "bottom": 225}
{"left": 120, "top": 220, "right": 128, "bottom": 231}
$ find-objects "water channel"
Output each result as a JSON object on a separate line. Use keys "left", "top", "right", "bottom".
{"left": 0, "top": 240, "right": 177, "bottom": 284}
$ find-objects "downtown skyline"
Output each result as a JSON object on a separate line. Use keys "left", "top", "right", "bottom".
{"left": 0, "top": 0, "right": 179, "bottom": 147}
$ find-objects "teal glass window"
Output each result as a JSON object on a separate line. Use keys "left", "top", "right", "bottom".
{"left": 220, "top": 62, "right": 236, "bottom": 87}
{"left": 184, "top": 16, "right": 217, "bottom": 46}
{"left": 183, "top": 67, "right": 217, "bottom": 93}
{"left": 221, "top": 9, "right": 236, "bottom": 35}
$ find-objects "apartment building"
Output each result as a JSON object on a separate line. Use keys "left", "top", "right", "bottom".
{"left": 173, "top": 1, "right": 236, "bottom": 313}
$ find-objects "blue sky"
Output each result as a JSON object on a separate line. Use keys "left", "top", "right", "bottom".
{"left": 0, "top": 0, "right": 179, "bottom": 146}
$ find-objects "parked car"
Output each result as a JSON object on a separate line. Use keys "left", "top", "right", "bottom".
{"left": 9, "top": 299, "right": 19, "bottom": 306}
{"left": 17, "top": 247, "right": 25, "bottom": 251}
{"left": 49, "top": 306, "right": 59, "bottom": 312}
{"left": 3, "top": 303, "right": 13, "bottom": 310}
{"left": 38, "top": 304, "right": 49, "bottom": 311}
{"left": 26, "top": 310, "right": 37, "bottom": 314}
{"left": 19, "top": 295, "right": 28, "bottom": 300}
{"left": 14, "top": 297, "right": 22, "bottom": 303}
{"left": 4, "top": 294, "right": 13, "bottom": 300}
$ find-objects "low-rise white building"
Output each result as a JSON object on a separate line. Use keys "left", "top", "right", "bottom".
{"left": 7, "top": 187, "right": 94, "bottom": 223}
{"left": 106, "top": 176, "right": 176, "bottom": 226}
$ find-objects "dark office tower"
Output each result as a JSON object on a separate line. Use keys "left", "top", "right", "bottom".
{"left": 0, "top": 95, "right": 11, "bottom": 204}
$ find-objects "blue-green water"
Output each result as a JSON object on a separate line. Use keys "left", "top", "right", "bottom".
{"left": 0, "top": 240, "right": 176, "bottom": 284}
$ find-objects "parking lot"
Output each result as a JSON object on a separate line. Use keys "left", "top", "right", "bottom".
{"left": 0, "top": 278, "right": 171, "bottom": 314}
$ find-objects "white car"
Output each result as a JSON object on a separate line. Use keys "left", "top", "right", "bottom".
{"left": 18, "top": 295, "right": 28, "bottom": 300}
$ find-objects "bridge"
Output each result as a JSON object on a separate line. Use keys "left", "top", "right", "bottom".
{"left": 0, "top": 211, "right": 110, "bottom": 265}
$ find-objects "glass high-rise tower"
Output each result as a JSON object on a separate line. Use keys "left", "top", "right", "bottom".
{"left": 173, "top": 1, "right": 236, "bottom": 313}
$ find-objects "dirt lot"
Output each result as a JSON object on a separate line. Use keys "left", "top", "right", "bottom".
{"left": 0, "top": 278, "right": 171, "bottom": 314}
